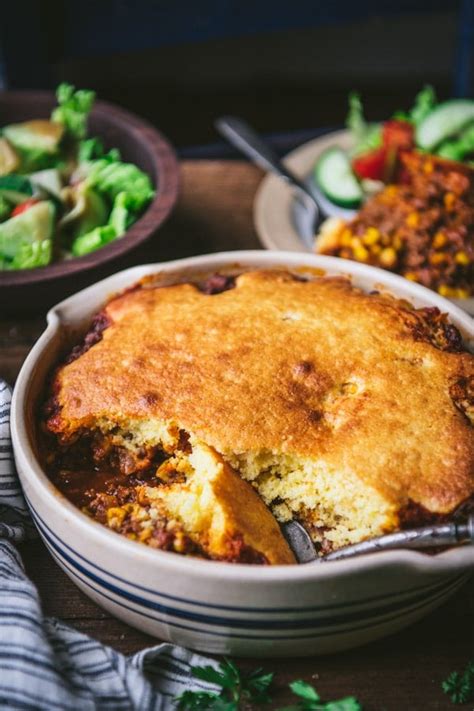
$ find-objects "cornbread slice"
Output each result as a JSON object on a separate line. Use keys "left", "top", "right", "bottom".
{"left": 44, "top": 269, "right": 474, "bottom": 555}
{"left": 90, "top": 441, "right": 295, "bottom": 564}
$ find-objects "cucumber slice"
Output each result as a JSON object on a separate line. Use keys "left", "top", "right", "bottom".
{"left": 314, "top": 147, "right": 363, "bottom": 208}
{"left": 416, "top": 99, "right": 474, "bottom": 151}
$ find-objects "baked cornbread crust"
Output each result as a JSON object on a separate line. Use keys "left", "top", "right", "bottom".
{"left": 44, "top": 269, "right": 474, "bottom": 555}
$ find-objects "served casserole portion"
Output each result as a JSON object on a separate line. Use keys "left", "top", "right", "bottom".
{"left": 42, "top": 269, "right": 474, "bottom": 564}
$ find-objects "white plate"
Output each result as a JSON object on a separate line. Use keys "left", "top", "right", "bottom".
{"left": 254, "top": 129, "right": 352, "bottom": 252}
{"left": 254, "top": 130, "right": 474, "bottom": 315}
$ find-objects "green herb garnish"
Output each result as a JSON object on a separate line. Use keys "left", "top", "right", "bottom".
{"left": 442, "top": 659, "right": 474, "bottom": 704}
{"left": 280, "top": 680, "right": 363, "bottom": 711}
{"left": 175, "top": 658, "right": 273, "bottom": 709}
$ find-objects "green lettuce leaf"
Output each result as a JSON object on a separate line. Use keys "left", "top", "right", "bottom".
{"left": 9, "top": 239, "right": 52, "bottom": 269}
{"left": 109, "top": 191, "right": 134, "bottom": 235}
{"left": 436, "top": 121, "right": 474, "bottom": 161}
{"left": 71, "top": 224, "right": 117, "bottom": 257}
{"left": 85, "top": 158, "right": 154, "bottom": 212}
{"left": 78, "top": 137, "right": 121, "bottom": 163}
{"left": 0, "top": 200, "right": 55, "bottom": 270}
{"left": 52, "top": 83, "right": 95, "bottom": 140}
{"left": 409, "top": 84, "right": 437, "bottom": 126}
{"left": 346, "top": 92, "right": 381, "bottom": 156}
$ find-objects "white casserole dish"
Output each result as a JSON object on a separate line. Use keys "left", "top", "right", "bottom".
{"left": 11, "top": 250, "right": 474, "bottom": 657}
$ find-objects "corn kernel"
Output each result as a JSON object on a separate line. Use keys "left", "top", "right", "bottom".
{"left": 433, "top": 231, "right": 447, "bottom": 249}
{"left": 362, "top": 227, "right": 380, "bottom": 245}
{"left": 106, "top": 506, "right": 127, "bottom": 528}
{"left": 353, "top": 245, "right": 370, "bottom": 262}
{"left": 139, "top": 527, "right": 152, "bottom": 543}
{"left": 341, "top": 232, "right": 352, "bottom": 247}
{"left": 405, "top": 212, "right": 419, "bottom": 228}
{"left": 423, "top": 160, "right": 434, "bottom": 174}
{"left": 379, "top": 247, "right": 397, "bottom": 267}
{"left": 173, "top": 532, "right": 187, "bottom": 553}
{"left": 392, "top": 235, "right": 402, "bottom": 251}
{"left": 438, "top": 284, "right": 456, "bottom": 297}
{"left": 444, "top": 192, "right": 455, "bottom": 210}
{"left": 455, "top": 251, "right": 470, "bottom": 265}
{"left": 404, "top": 272, "right": 418, "bottom": 282}
{"left": 430, "top": 252, "right": 448, "bottom": 265}
{"left": 456, "top": 288, "right": 470, "bottom": 299}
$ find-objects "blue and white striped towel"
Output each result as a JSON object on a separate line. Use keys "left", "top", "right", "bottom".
{"left": 0, "top": 380, "right": 220, "bottom": 710}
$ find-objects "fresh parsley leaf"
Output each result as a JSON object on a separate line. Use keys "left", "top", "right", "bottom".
{"left": 175, "top": 689, "right": 234, "bottom": 711}
{"left": 243, "top": 668, "right": 274, "bottom": 703}
{"left": 280, "top": 679, "right": 363, "bottom": 711}
{"left": 442, "top": 660, "right": 474, "bottom": 704}
{"left": 290, "top": 680, "right": 321, "bottom": 702}
{"left": 175, "top": 659, "right": 273, "bottom": 709}
{"left": 192, "top": 660, "right": 240, "bottom": 690}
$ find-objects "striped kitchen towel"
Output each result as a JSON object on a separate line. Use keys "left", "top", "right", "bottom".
{"left": 0, "top": 380, "right": 220, "bottom": 710}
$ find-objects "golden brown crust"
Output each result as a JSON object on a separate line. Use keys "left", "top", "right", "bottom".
{"left": 47, "top": 269, "right": 474, "bottom": 515}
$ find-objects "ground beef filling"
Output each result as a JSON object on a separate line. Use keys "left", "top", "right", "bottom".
{"left": 319, "top": 153, "right": 474, "bottom": 296}
{"left": 43, "top": 430, "right": 269, "bottom": 564}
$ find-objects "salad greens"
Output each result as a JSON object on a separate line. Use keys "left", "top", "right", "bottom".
{"left": 346, "top": 91, "right": 382, "bottom": 157}
{"left": 346, "top": 84, "right": 474, "bottom": 166}
{"left": 0, "top": 83, "right": 155, "bottom": 271}
{"left": 52, "top": 83, "right": 95, "bottom": 139}
{"left": 315, "top": 85, "right": 474, "bottom": 211}
{"left": 392, "top": 84, "right": 437, "bottom": 126}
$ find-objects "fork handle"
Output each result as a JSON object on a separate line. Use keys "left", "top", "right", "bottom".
{"left": 215, "top": 115, "right": 310, "bottom": 194}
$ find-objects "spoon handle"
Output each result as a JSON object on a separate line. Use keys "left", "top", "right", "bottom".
{"left": 215, "top": 115, "right": 311, "bottom": 196}
{"left": 320, "top": 514, "right": 474, "bottom": 563}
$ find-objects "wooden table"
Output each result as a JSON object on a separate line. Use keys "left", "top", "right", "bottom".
{"left": 2, "top": 161, "right": 473, "bottom": 710}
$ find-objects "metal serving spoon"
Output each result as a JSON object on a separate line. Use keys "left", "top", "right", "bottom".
{"left": 282, "top": 516, "right": 474, "bottom": 564}
{"left": 215, "top": 115, "right": 357, "bottom": 249}
{"left": 215, "top": 115, "right": 320, "bottom": 249}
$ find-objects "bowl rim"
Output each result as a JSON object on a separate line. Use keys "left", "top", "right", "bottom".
{"left": 0, "top": 90, "right": 179, "bottom": 286}
{"left": 11, "top": 250, "right": 474, "bottom": 583}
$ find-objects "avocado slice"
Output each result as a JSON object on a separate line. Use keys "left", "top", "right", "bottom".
{"left": 3, "top": 120, "right": 64, "bottom": 172}
{"left": 3, "top": 120, "right": 64, "bottom": 155}
{"left": 60, "top": 182, "right": 108, "bottom": 237}
{"left": 0, "top": 138, "right": 19, "bottom": 176}
{"left": 0, "top": 200, "right": 55, "bottom": 269}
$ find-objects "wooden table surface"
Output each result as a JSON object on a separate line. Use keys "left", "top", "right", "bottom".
{"left": 1, "top": 161, "right": 473, "bottom": 710}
